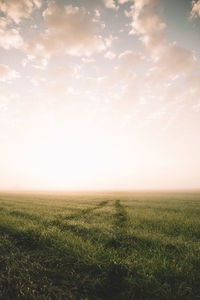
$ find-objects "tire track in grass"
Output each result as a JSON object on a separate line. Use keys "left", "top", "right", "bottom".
{"left": 105, "top": 200, "right": 131, "bottom": 251}
{"left": 98, "top": 200, "right": 133, "bottom": 300}
{"left": 100, "top": 200, "right": 160, "bottom": 300}
{"left": 0, "top": 200, "right": 110, "bottom": 252}
{"left": 106, "top": 200, "right": 160, "bottom": 254}
{"left": 50, "top": 200, "right": 109, "bottom": 231}
{"left": 114, "top": 200, "right": 129, "bottom": 231}
{"left": 62, "top": 200, "right": 109, "bottom": 220}
{"left": 45, "top": 200, "right": 115, "bottom": 246}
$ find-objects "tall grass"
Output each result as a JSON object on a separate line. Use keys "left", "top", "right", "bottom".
{"left": 0, "top": 191, "right": 199, "bottom": 299}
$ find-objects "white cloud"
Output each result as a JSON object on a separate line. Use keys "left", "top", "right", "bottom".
{"left": 0, "top": 64, "right": 19, "bottom": 82}
{"left": 25, "top": 1, "right": 107, "bottom": 57}
{"left": 119, "top": 49, "right": 143, "bottom": 63}
{"left": 115, "top": 81, "right": 140, "bottom": 112}
{"left": 190, "top": 0, "right": 200, "bottom": 18}
{"left": 118, "top": 0, "right": 131, "bottom": 4}
{"left": 116, "top": 50, "right": 143, "bottom": 80}
{"left": 50, "top": 64, "right": 80, "bottom": 79}
{"left": 158, "top": 44, "right": 197, "bottom": 77}
{"left": 30, "top": 76, "right": 46, "bottom": 86}
{"left": 183, "top": 75, "right": 200, "bottom": 105}
{"left": 22, "top": 55, "right": 48, "bottom": 70}
{"left": 104, "top": 51, "right": 116, "bottom": 59}
{"left": 0, "top": 0, "right": 42, "bottom": 24}
{"left": 164, "top": 85, "right": 182, "bottom": 103}
{"left": 33, "top": 0, "right": 42, "bottom": 8}
{"left": 186, "top": 75, "right": 200, "bottom": 93}
{"left": 81, "top": 57, "right": 96, "bottom": 64}
{"left": 104, "top": 0, "right": 118, "bottom": 10}
{"left": 0, "top": 28, "right": 23, "bottom": 50}
{"left": 126, "top": 0, "right": 198, "bottom": 94}
{"left": 104, "top": 35, "right": 118, "bottom": 48}
{"left": 147, "top": 43, "right": 197, "bottom": 88}
{"left": 33, "top": 58, "right": 48, "bottom": 70}
{"left": 0, "top": 16, "right": 8, "bottom": 28}
{"left": 0, "top": 18, "right": 23, "bottom": 50}
{"left": 126, "top": 0, "right": 167, "bottom": 57}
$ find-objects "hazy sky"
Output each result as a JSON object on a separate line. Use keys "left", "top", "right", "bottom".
{"left": 0, "top": 0, "right": 200, "bottom": 190}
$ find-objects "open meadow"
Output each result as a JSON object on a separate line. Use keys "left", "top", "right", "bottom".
{"left": 0, "top": 191, "right": 199, "bottom": 300}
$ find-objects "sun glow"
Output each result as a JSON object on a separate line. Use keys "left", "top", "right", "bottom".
{"left": 29, "top": 133, "right": 113, "bottom": 187}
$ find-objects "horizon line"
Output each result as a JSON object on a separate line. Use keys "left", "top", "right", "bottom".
{"left": 0, "top": 188, "right": 200, "bottom": 194}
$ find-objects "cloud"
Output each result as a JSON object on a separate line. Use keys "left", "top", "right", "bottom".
{"left": 190, "top": 0, "right": 200, "bottom": 18}
{"left": 147, "top": 44, "right": 197, "bottom": 86}
{"left": 0, "top": 17, "right": 23, "bottom": 49}
{"left": 126, "top": 0, "right": 167, "bottom": 57}
{"left": 22, "top": 55, "right": 49, "bottom": 70}
{"left": 184, "top": 74, "right": 200, "bottom": 105}
{"left": 30, "top": 76, "right": 46, "bottom": 87}
{"left": 0, "top": 16, "right": 8, "bottom": 28}
{"left": 0, "top": 28, "right": 23, "bottom": 50}
{"left": 104, "top": 0, "right": 118, "bottom": 10}
{"left": 33, "top": 0, "right": 42, "bottom": 8}
{"left": 116, "top": 50, "right": 143, "bottom": 80}
{"left": 186, "top": 75, "right": 200, "bottom": 93}
{"left": 118, "top": 0, "right": 132, "bottom": 4}
{"left": 115, "top": 81, "right": 140, "bottom": 112}
{"left": 128, "top": 0, "right": 164, "bottom": 34}
{"left": 50, "top": 64, "right": 80, "bottom": 79}
{"left": 119, "top": 49, "right": 143, "bottom": 64}
{"left": 104, "top": 51, "right": 116, "bottom": 59}
{"left": 0, "top": 0, "right": 42, "bottom": 24}
{"left": 33, "top": 58, "right": 48, "bottom": 70}
{"left": 126, "top": 0, "right": 198, "bottom": 93}
{"left": 0, "top": 64, "right": 19, "bottom": 82}
{"left": 157, "top": 44, "right": 197, "bottom": 77}
{"left": 25, "top": 1, "right": 107, "bottom": 57}
{"left": 104, "top": 0, "right": 133, "bottom": 10}
{"left": 81, "top": 57, "right": 96, "bottom": 64}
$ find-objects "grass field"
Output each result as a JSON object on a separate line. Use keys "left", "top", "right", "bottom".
{"left": 0, "top": 191, "right": 199, "bottom": 300}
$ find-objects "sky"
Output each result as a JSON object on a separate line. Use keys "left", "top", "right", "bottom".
{"left": 0, "top": 0, "right": 200, "bottom": 190}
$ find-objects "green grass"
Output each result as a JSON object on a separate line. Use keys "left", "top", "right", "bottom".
{"left": 0, "top": 191, "right": 199, "bottom": 300}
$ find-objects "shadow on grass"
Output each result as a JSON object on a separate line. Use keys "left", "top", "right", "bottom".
{"left": 0, "top": 224, "right": 53, "bottom": 250}
{"left": 9, "top": 210, "right": 42, "bottom": 222}
{"left": 0, "top": 227, "right": 152, "bottom": 300}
